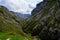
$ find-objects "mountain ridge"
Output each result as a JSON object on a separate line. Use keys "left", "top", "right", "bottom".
{"left": 0, "top": 5, "right": 26, "bottom": 35}
{"left": 23, "top": 0, "right": 60, "bottom": 40}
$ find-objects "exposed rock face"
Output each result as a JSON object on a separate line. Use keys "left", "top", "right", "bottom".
{"left": 23, "top": 0, "right": 60, "bottom": 40}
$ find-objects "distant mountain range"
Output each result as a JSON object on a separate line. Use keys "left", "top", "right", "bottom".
{"left": 10, "top": 11, "right": 30, "bottom": 19}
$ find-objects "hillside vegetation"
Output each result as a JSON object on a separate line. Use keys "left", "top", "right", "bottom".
{"left": 0, "top": 6, "right": 32, "bottom": 40}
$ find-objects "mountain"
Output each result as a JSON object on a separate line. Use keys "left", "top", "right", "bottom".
{"left": 15, "top": 13, "right": 30, "bottom": 19}
{"left": 0, "top": 5, "right": 33, "bottom": 40}
{"left": 0, "top": 5, "right": 26, "bottom": 35}
{"left": 11, "top": 11, "right": 30, "bottom": 19}
{"left": 23, "top": 0, "right": 60, "bottom": 40}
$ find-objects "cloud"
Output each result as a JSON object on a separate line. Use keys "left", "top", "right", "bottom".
{"left": 0, "top": 0, "right": 43, "bottom": 14}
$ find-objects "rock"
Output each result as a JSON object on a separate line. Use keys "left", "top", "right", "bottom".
{"left": 23, "top": 0, "right": 60, "bottom": 40}
{"left": 6, "top": 38, "right": 10, "bottom": 40}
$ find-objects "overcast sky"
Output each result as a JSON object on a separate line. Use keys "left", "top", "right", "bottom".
{"left": 0, "top": 0, "right": 43, "bottom": 14}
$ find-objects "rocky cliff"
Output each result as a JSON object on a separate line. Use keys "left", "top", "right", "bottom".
{"left": 23, "top": 0, "right": 60, "bottom": 40}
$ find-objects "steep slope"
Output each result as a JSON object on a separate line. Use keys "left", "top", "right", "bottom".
{"left": 0, "top": 5, "right": 25, "bottom": 35}
{"left": 23, "top": 0, "right": 60, "bottom": 40}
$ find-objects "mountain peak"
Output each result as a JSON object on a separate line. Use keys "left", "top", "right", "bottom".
{"left": 0, "top": 5, "right": 8, "bottom": 10}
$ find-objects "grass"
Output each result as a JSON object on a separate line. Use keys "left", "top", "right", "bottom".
{"left": 0, "top": 32, "right": 33, "bottom": 40}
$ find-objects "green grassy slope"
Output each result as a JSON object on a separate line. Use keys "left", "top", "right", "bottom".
{"left": 0, "top": 32, "right": 32, "bottom": 40}
{"left": 0, "top": 6, "right": 23, "bottom": 34}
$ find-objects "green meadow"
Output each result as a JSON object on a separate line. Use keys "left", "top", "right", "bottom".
{"left": 0, "top": 32, "right": 32, "bottom": 40}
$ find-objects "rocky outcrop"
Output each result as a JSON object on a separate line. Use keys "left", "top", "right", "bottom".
{"left": 23, "top": 0, "right": 60, "bottom": 40}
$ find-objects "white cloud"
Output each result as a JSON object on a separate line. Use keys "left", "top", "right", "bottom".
{"left": 0, "top": 0, "right": 43, "bottom": 14}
